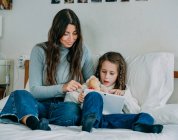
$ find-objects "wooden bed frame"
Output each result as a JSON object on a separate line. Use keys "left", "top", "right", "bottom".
{"left": 24, "top": 60, "right": 29, "bottom": 88}
{"left": 24, "top": 60, "right": 178, "bottom": 88}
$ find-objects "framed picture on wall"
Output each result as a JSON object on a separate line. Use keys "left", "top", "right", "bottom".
{"left": 106, "top": 0, "right": 117, "bottom": 2}
{"left": 91, "top": 0, "right": 102, "bottom": 2}
{"left": 64, "top": 0, "right": 74, "bottom": 4}
{"left": 51, "top": 0, "right": 60, "bottom": 4}
{"left": 0, "top": 0, "right": 12, "bottom": 10}
{"left": 78, "top": 0, "right": 88, "bottom": 3}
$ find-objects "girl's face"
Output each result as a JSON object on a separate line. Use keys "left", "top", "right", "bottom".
{"left": 60, "top": 24, "right": 78, "bottom": 48}
{"left": 100, "top": 60, "right": 118, "bottom": 87}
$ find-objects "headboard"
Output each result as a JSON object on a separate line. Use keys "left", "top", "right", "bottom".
{"left": 24, "top": 60, "right": 29, "bottom": 88}
{"left": 175, "top": 71, "right": 178, "bottom": 78}
{"left": 24, "top": 60, "right": 178, "bottom": 88}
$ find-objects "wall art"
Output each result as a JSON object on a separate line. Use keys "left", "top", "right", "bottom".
{"left": 64, "top": 0, "right": 74, "bottom": 4}
{"left": 0, "top": 0, "right": 12, "bottom": 10}
{"left": 78, "top": 0, "right": 88, "bottom": 3}
{"left": 51, "top": 0, "right": 60, "bottom": 4}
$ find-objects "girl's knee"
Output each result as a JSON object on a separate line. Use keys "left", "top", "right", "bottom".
{"left": 139, "top": 112, "right": 154, "bottom": 123}
{"left": 85, "top": 91, "right": 103, "bottom": 101}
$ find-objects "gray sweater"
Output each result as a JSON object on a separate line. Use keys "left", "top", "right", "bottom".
{"left": 29, "top": 42, "right": 94, "bottom": 100}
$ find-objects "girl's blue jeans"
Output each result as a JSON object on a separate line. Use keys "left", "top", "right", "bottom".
{"left": 0, "top": 90, "right": 81, "bottom": 126}
{"left": 82, "top": 92, "right": 154, "bottom": 129}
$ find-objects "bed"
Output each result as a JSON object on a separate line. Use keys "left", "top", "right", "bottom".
{"left": 0, "top": 52, "right": 178, "bottom": 140}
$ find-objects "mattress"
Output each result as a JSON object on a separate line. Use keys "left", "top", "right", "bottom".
{"left": 0, "top": 123, "right": 178, "bottom": 140}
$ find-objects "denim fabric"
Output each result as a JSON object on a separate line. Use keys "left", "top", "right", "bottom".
{"left": 49, "top": 102, "right": 81, "bottom": 126}
{"left": 82, "top": 92, "right": 154, "bottom": 130}
{"left": 82, "top": 91, "right": 103, "bottom": 121}
{"left": 0, "top": 90, "right": 81, "bottom": 126}
{"left": 0, "top": 90, "right": 154, "bottom": 129}
{"left": 0, "top": 90, "right": 38, "bottom": 122}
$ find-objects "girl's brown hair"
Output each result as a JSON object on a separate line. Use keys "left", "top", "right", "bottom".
{"left": 95, "top": 52, "right": 127, "bottom": 90}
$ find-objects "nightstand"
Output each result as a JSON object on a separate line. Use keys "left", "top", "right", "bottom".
{"left": 0, "top": 60, "right": 14, "bottom": 97}
{"left": 0, "top": 85, "right": 6, "bottom": 100}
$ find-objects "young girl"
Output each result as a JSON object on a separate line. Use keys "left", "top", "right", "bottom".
{"left": 65, "top": 52, "right": 163, "bottom": 133}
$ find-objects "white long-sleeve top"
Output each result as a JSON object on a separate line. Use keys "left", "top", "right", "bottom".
{"left": 64, "top": 85, "right": 141, "bottom": 114}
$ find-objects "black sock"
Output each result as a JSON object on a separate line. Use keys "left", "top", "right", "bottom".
{"left": 133, "top": 123, "right": 163, "bottom": 133}
{"left": 26, "top": 116, "right": 39, "bottom": 130}
{"left": 26, "top": 116, "right": 51, "bottom": 131}
{"left": 82, "top": 113, "right": 96, "bottom": 132}
{"left": 38, "top": 118, "right": 51, "bottom": 131}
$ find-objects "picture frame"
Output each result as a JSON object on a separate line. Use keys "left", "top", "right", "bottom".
{"left": 0, "top": 0, "right": 12, "bottom": 10}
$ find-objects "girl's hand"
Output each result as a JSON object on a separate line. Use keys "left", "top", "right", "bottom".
{"left": 62, "top": 80, "right": 82, "bottom": 92}
{"left": 109, "top": 89, "right": 125, "bottom": 96}
{"left": 78, "top": 92, "right": 85, "bottom": 103}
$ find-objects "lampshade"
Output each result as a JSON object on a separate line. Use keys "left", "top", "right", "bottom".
{"left": 0, "top": 15, "right": 2, "bottom": 37}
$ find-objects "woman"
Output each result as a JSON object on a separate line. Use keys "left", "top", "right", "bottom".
{"left": 0, "top": 8, "right": 94, "bottom": 130}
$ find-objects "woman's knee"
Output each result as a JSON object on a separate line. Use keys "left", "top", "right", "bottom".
{"left": 13, "top": 90, "right": 35, "bottom": 101}
{"left": 12, "top": 90, "right": 31, "bottom": 98}
{"left": 12, "top": 90, "right": 37, "bottom": 111}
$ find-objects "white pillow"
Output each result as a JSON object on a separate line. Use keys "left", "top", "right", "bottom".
{"left": 144, "top": 104, "right": 178, "bottom": 124}
{"left": 123, "top": 86, "right": 141, "bottom": 114}
{"left": 126, "top": 52, "right": 174, "bottom": 110}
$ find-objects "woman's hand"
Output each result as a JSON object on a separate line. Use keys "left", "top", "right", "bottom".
{"left": 109, "top": 89, "right": 125, "bottom": 96}
{"left": 62, "top": 80, "right": 82, "bottom": 92}
{"left": 78, "top": 92, "right": 85, "bottom": 103}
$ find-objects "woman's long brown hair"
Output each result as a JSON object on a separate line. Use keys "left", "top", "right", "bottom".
{"left": 95, "top": 52, "right": 127, "bottom": 90}
{"left": 41, "top": 9, "right": 83, "bottom": 85}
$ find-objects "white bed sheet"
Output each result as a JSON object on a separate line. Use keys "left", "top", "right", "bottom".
{"left": 0, "top": 123, "right": 178, "bottom": 140}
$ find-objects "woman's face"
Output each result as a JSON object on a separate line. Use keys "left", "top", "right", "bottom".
{"left": 60, "top": 24, "right": 78, "bottom": 48}
{"left": 100, "top": 60, "right": 118, "bottom": 87}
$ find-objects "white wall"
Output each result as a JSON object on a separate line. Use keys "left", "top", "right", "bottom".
{"left": 0, "top": 0, "right": 178, "bottom": 102}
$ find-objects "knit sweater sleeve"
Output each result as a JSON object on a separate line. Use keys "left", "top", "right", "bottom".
{"left": 29, "top": 44, "right": 94, "bottom": 100}
{"left": 29, "top": 45, "right": 64, "bottom": 100}
{"left": 82, "top": 46, "right": 95, "bottom": 81}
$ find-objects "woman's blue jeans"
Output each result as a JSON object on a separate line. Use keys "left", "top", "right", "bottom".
{"left": 0, "top": 90, "right": 81, "bottom": 126}
{"left": 82, "top": 92, "right": 154, "bottom": 130}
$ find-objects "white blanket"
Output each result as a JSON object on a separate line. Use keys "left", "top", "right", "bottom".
{"left": 0, "top": 123, "right": 178, "bottom": 140}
